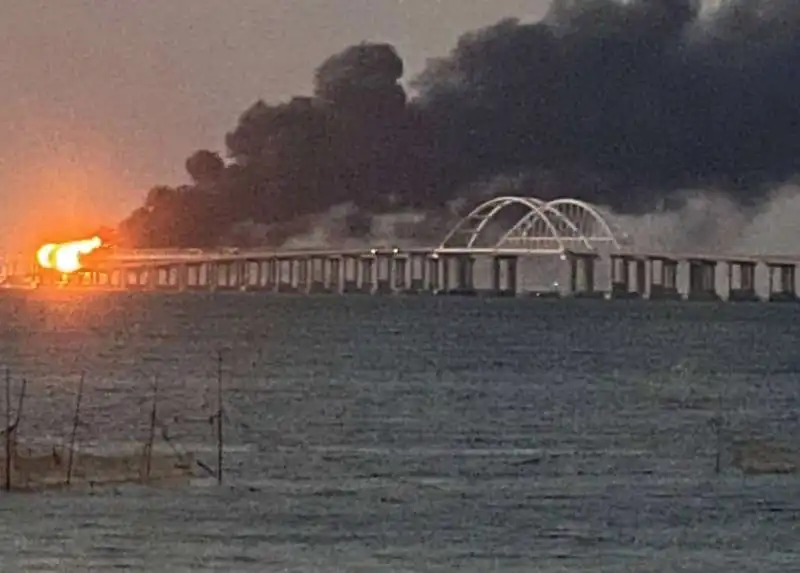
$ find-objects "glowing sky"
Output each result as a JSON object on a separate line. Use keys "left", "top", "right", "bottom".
{"left": 0, "top": 0, "right": 548, "bottom": 251}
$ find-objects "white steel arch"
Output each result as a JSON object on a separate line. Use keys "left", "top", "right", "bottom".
{"left": 438, "top": 195, "right": 625, "bottom": 254}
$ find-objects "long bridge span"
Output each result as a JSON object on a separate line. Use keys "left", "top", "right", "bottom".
{"left": 7, "top": 196, "right": 800, "bottom": 302}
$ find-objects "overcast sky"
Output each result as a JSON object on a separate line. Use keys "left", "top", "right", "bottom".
{"left": 0, "top": 0, "right": 548, "bottom": 249}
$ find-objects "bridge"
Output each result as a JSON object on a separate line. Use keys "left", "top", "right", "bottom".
{"left": 9, "top": 195, "right": 800, "bottom": 302}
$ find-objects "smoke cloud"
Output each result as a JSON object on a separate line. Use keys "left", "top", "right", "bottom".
{"left": 118, "top": 0, "right": 800, "bottom": 251}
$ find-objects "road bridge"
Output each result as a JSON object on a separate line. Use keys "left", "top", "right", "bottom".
{"left": 7, "top": 196, "right": 800, "bottom": 302}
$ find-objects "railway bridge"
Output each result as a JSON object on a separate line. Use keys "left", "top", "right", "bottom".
{"left": 8, "top": 196, "right": 800, "bottom": 302}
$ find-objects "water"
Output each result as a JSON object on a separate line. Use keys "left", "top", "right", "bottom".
{"left": 0, "top": 291, "right": 798, "bottom": 572}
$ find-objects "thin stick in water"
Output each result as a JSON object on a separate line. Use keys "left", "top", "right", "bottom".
{"left": 144, "top": 376, "right": 159, "bottom": 481}
{"left": 217, "top": 350, "right": 224, "bottom": 485}
{"left": 66, "top": 373, "right": 85, "bottom": 485}
{"left": 4, "top": 367, "right": 11, "bottom": 492}
{"left": 14, "top": 379, "right": 26, "bottom": 427}
{"left": 714, "top": 391, "right": 724, "bottom": 475}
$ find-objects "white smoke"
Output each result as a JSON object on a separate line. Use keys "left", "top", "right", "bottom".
{"left": 230, "top": 175, "right": 800, "bottom": 260}
{"left": 606, "top": 184, "right": 800, "bottom": 256}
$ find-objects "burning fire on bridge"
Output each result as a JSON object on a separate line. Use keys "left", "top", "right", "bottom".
{"left": 35, "top": 236, "right": 105, "bottom": 274}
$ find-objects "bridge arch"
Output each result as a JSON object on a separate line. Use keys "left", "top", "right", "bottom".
{"left": 438, "top": 195, "right": 625, "bottom": 254}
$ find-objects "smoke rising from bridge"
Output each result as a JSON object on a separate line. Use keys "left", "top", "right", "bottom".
{"left": 119, "top": 0, "right": 800, "bottom": 251}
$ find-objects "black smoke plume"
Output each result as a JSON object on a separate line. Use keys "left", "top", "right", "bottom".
{"left": 119, "top": 0, "right": 800, "bottom": 248}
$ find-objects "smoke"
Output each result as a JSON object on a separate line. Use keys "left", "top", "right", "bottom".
{"left": 118, "top": 0, "right": 800, "bottom": 251}
{"left": 606, "top": 184, "right": 800, "bottom": 256}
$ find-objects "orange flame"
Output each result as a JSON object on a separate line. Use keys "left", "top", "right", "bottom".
{"left": 36, "top": 236, "right": 103, "bottom": 274}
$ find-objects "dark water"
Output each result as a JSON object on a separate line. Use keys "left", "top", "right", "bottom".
{"left": 0, "top": 291, "right": 798, "bottom": 572}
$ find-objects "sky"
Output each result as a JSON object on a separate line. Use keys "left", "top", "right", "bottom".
{"left": 0, "top": 0, "right": 549, "bottom": 251}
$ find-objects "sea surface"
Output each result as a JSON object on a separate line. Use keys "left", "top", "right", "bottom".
{"left": 0, "top": 291, "right": 798, "bottom": 572}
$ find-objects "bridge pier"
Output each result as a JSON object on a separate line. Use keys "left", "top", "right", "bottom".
{"left": 648, "top": 257, "right": 680, "bottom": 300}
{"left": 294, "top": 257, "right": 309, "bottom": 293}
{"left": 231, "top": 261, "right": 243, "bottom": 290}
{"left": 307, "top": 256, "right": 327, "bottom": 293}
{"left": 268, "top": 258, "right": 280, "bottom": 292}
{"left": 241, "top": 261, "right": 255, "bottom": 290}
{"left": 566, "top": 252, "right": 600, "bottom": 298}
{"left": 206, "top": 264, "right": 214, "bottom": 291}
{"left": 342, "top": 255, "right": 359, "bottom": 293}
{"left": 122, "top": 268, "right": 137, "bottom": 289}
{"left": 491, "top": 255, "right": 518, "bottom": 296}
{"left": 360, "top": 255, "right": 375, "bottom": 294}
{"left": 392, "top": 255, "right": 408, "bottom": 293}
{"left": 253, "top": 260, "right": 267, "bottom": 290}
{"left": 213, "top": 262, "right": 228, "bottom": 290}
{"left": 269, "top": 258, "right": 280, "bottom": 291}
{"left": 407, "top": 254, "right": 427, "bottom": 293}
{"left": 106, "top": 269, "right": 121, "bottom": 288}
{"left": 610, "top": 255, "right": 647, "bottom": 299}
{"left": 687, "top": 258, "right": 720, "bottom": 301}
{"left": 325, "top": 256, "right": 341, "bottom": 293}
{"left": 275, "top": 258, "right": 293, "bottom": 292}
{"left": 256, "top": 259, "right": 271, "bottom": 291}
{"left": 175, "top": 264, "right": 188, "bottom": 291}
{"left": 428, "top": 256, "right": 441, "bottom": 293}
{"left": 767, "top": 263, "right": 798, "bottom": 302}
{"left": 727, "top": 260, "right": 758, "bottom": 302}
{"left": 185, "top": 264, "right": 199, "bottom": 290}
{"left": 440, "top": 254, "right": 475, "bottom": 296}
{"left": 375, "top": 253, "right": 394, "bottom": 294}
{"left": 145, "top": 267, "right": 157, "bottom": 290}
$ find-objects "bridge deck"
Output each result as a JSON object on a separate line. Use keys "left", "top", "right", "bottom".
{"left": 100, "top": 247, "right": 800, "bottom": 267}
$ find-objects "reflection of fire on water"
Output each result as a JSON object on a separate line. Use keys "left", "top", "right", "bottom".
{"left": 36, "top": 236, "right": 103, "bottom": 274}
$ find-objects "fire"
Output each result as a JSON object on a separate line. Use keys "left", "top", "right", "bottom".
{"left": 36, "top": 236, "right": 103, "bottom": 274}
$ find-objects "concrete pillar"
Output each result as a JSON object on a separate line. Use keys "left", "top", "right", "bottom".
{"left": 176, "top": 264, "right": 188, "bottom": 291}
{"left": 728, "top": 261, "right": 758, "bottom": 302}
{"left": 206, "top": 263, "right": 217, "bottom": 291}
{"left": 154, "top": 267, "right": 165, "bottom": 289}
{"left": 610, "top": 256, "right": 646, "bottom": 298}
{"left": 610, "top": 255, "right": 630, "bottom": 297}
{"left": 648, "top": 258, "right": 680, "bottom": 300}
{"left": 375, "top": 254, "right": 393, "bottom": 294}
{"left": 634, "top": 259, "right": 646, "bottom": 297}
{"left": 228, "top": 262, "right": 239, "bottom": 289}
{"left": 308, "top": 257, "right": 326, "bottom": 293}
{"left": 393, "top": 256, "right": 408, "bottom": 292}
{"left": 295, "top": 258, "right": 309, "bottom": 293}
{"left": 131, "top": 268, "right": 144, "bottom": 289}
{"left": 507, "top": 256, "right": 518, "bottom": 297}
{"left": 566, "top": 253, "right": 599, "bottom": 298}
{"left": 428, "top": 256, "right": 441, "bottom": 293}
{"left": 144, "top": 266, "right": 155, "bottom": 290}
{"left": 276, "top": 258, "right": 292, "bottom": 292}
{"left": 767, "top": 263, "right": 798, "bottom": 302}
{"left": 360, "top": 256, "right": 375, "bottom": 294}
{"left": 235, "top": 261, "right": 246, "bottom": 289}
{"left": 491, "top": 256, "right": 518, "bottom": 296}
{"left": 327, "top": 257, "right": 341, "bottom": 293}
{"left": 687, "top": 259, "right": 719, "bottom": 301}
{"left": 342, "top": 256, "right": 359, "bottom": 293}
{"left": 217, "top": 263, "right": 228, "bottom": 289}
{"left": 214, "top": 263, "right": 227, "bottom": 289}
{"left": 199, "top": 263, "right": 208, "bottom": 289}
{"left": 185, "top": 265, "right": 197, "bottom": 289}
{"left": 243, "top": 261, "right": 258, "bottom": 290}
{"left": 264, "top": 260, "right": 274, "bottom": 290}
{"left": 440, "top": 255, "right": 453, "bottom": 294}
{"left": 408, "top": 254, "right": 427, "bottom": 293}
{"left": 453, "top": 255, "right": 476, "bottom": 295}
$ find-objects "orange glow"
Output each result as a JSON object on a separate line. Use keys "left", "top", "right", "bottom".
{"left": 36, "top": 236, "right": 103, "bottom": 274}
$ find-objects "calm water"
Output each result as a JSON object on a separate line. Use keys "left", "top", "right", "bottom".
{"left": 0, "top": 291, "right": 798, "bottom": 572}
